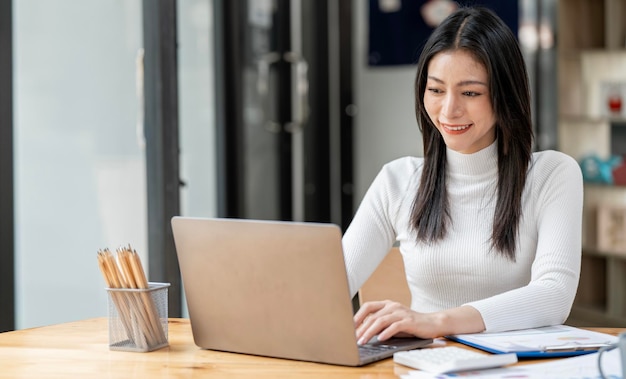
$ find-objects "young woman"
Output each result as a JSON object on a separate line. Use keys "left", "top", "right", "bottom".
{"left": 343, "top": 7, "right": 583, "bottom": 345}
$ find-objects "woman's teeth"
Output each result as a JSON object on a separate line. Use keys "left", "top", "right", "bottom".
{"left": 446, "top": 124, "right": 470, "bottom": 131}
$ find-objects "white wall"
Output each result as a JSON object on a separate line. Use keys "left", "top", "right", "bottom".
{"left": 352, "top": 0, "right": 423, "bottom": 204}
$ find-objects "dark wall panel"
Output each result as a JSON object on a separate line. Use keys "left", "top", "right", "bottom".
{"left": 0, "top": 0, "right": 15, "bottom": 332}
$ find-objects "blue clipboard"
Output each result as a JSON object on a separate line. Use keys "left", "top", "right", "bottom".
{"left": 446, "top": 335, "right": 603, "bottom": 358}
{"left": 444, "top": 325, "right": 617, "bottom": 358}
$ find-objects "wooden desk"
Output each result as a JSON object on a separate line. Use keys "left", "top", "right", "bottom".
{"left": 0, "top": 318, "right": 621, "bottom": 378}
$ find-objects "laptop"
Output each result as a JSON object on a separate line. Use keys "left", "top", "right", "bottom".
{"left": 171, "top": 216, "right": 432, "bottom": 366}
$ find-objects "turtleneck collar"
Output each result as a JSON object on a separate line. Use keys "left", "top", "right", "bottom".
{"left": 446, "top": 140, "right": 498, "bottom": 176}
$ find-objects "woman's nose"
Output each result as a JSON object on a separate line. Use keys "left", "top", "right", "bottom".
{"left": 441, "top": 94, "right": 462, "bottom": 118}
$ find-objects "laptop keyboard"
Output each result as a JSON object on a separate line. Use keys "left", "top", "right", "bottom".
{"left": 358, "top": 343, "right": 401, "bottom": 359}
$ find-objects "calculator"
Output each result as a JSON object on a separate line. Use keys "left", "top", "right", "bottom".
{"left": 393, "top": 346, "right": 518, "bottom": 374}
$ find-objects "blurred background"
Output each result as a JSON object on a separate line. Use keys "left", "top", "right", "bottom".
{"left": 1, "top": 0, "right": 624, "bottom": 332}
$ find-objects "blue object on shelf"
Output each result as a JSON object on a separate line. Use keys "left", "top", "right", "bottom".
{"left": 579, "top": 155, "right": 622, "bottom": 184}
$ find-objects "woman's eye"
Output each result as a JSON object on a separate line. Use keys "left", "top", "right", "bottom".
{"left": 463, "top": 91, "right": 480, "bottom": 97}
{"left": 427, "top": 88, "right": 443, "bottom": 94}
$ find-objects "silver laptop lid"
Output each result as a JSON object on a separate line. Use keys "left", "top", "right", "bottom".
{"left": 171, "top": 217, "right": 364, "bottom": 366}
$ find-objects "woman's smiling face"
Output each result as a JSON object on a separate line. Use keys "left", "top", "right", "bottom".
{"left": 424, "top": 49, "right": 497, "bottom": 154}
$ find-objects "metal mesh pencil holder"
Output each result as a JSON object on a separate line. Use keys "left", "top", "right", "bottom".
{"left": 106, "top": 282, "right": 170, "bottom": 352}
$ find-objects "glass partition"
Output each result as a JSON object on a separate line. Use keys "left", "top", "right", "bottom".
{"left": 14, "top": 0, "right": 145, "bottom": 328}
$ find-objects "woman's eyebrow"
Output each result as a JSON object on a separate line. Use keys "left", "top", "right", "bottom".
{"left": 457, "top": 80, "right": 488, "bottom": 87}
{"left": 427, "top": 75, "right": 488, "bottom": 87}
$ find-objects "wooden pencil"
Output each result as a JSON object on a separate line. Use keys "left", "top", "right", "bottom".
{"left": 96, "top": 246, "right": 167, "bottom": 350}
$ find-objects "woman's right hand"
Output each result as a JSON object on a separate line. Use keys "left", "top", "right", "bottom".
{"left": 354, "top": 300, "right": 486, "bottom": 345}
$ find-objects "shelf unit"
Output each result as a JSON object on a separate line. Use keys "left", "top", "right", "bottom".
{"left": 557, "top": 0, "right": 626, "bottom": 327}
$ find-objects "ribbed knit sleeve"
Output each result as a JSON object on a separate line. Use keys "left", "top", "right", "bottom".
{"left": 342, "top": 157, "right": 422, "bottom": 297}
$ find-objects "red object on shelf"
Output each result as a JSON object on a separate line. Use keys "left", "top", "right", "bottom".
{"left": 612, "top": 158, "right": 626, "bottom": 186}
{"left": 608, "top": 95, "right": 622, "bottom": 113}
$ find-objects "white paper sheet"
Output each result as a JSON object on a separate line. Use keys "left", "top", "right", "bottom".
{"left": 400, "top": 348, "right": 623, "bottom": 379}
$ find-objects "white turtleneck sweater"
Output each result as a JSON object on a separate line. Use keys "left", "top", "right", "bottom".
{"left": 342, "top": 141, "right": 583, "bottom": 332}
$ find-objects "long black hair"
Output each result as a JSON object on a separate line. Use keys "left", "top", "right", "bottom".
{"left": 411, "top": 7, "right": 533, "bottom": 260}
